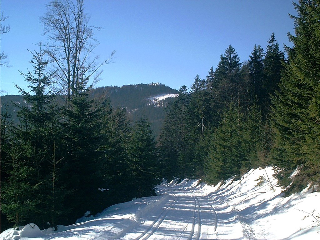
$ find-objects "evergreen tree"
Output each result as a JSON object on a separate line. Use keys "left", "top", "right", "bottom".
{"left": 204, "top": 104, "right": 263, "bottom": 184}
{"left": 59, "top": 92, "right": 104, "bottom": 222}
{"left": 263, "top": 33, "right": 285, "bottom": 115}
{"left": 206, "top": 67, "right": 215, "bottom": 90}
{"left": 127, "top": 118, "right": 159, "bottom": 197}
{"left": 248, "top": 45, "right": 265, "bottom": 110}
{"left": 272, "top": 0, "right": 320, "bottom": 187}
{"left": 213, "top": 45, "right": 247, "bottom": 111}
{"left": 0, "top": 104, "right": 13, "bottom": 230}
{"left": 158, "top": 86, "right": 191, "bottom": 179}
{"left": 190, "top": 75, "right": 216, "bottom": 130}
{"left": 1, "top": 46, "right": 60, "bottom": 228}
{"left": 101, "top": 107, "right": 133, "bottom": 204}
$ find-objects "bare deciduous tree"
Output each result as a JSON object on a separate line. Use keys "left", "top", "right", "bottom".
{"left": 0, "top": 12, "right": 10, "bottom": 66}
{"left": 42, "top": 0, "right": 114, "bottom": 101}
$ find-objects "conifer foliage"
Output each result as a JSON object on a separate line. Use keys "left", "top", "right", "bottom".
{"left": 159, "top": 0, "right": 320, "bottom": 190}
{"left": 2, "top": 0, "right": 320, "bottom": 233}
{"left": 1, "top": 0, "right": 160, "bottom": 230}
{"left": 1, "top": 46, "right": 59, "bottom": 228}
{"left": 159, "top": 43, "right": 276, "bottom": 183}
{"left": 272, "top": 0, "right": 320, "bottom": 188}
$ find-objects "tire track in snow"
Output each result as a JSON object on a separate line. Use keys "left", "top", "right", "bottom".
{"left": 175, "top": 196, "right": 201, "bottom": 240}
{"left": 187, "top": 194, "right": 218, "bottom": 240}
{"left": 134, "top": 195, "right": 177, "bottom": 240}
{"left": 137, "top": 183, "right": 202, "bottom": 240}
{"left": 210, "top": 203, "right": 218, "bottom": 233}
{"left": 209, "top": 179, "right": 259, "bottom": 240}
{"left": 187, "top": 197, "right": 201, "bottom": 240}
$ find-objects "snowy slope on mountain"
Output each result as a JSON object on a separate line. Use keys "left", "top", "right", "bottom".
{"left": 1, "top": 167, "right": 319, "bottom": 239}
{"left": 148, "top": 93, "right": 179, "bottom": 107}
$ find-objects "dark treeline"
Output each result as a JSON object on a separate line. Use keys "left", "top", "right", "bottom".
{"left": 0, "top": 47, "right": 160, "bottom": 230}
{"left": 0, "top": 83, "right": 179, "bottom": 139}
{"left": 0, "top": 0, "right": 160, "bottom": 230}
{"left": 158, "top": 38, "right": 283, "bottom": 182}
{"left": 158, "top": 0, "right": 320, "bottom": 191}
{"left": 1, "top": 0, "right": 320, "bottom": 233}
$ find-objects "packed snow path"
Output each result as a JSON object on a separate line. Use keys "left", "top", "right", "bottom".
{"left": 1, "top": 167, "right": 320, "bottom": 239}
{"left": 116, "top": 182, "right": 217, "bottom": 240}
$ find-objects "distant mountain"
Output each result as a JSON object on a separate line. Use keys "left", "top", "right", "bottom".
{"left": 90, "top": 83, "right": 179, "bottom": 137}
{"left": 0, "top": 83, "right": 179, "bottom": 138}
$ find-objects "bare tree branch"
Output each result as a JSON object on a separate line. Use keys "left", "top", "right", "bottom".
{"left": 42, "top": 0, "right": 114, "bottom": 101}
{"left": 0, "top": 12, "right": 10, "bottom": 66}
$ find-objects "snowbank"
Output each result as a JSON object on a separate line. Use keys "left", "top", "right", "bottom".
{"left": 1, "top": 167, "right": 319, "bottom": 239}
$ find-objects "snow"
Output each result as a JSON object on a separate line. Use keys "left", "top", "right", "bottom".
{"left": 148, "top": 94, "right": 179, "bottom": 102}
{"left": 1, "top": 166, "right": 319, "bottom": 240}
{"left": 20, "top": 223, "right": 43, "bottom": 238}
{"left": 148, "top": 93, "right": 179, "bottom": 107}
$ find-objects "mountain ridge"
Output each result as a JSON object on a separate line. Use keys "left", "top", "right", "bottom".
{"left": 0, "top": 83, "right": 179, "bottom": 137}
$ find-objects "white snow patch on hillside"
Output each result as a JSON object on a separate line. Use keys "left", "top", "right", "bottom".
{"left": 148, "top": 93, "right": 179, "bottom": 107}
{"left": 1, "top": 167, "right": 320, "bottom": 239}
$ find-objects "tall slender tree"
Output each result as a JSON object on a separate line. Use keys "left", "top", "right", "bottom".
{"left": 0, "top": 12, "right": 10, "bottom": 66}
{"left": 213, "top": 45, "right": 246, "bottom": 111}
{"left": 59, "top": 91, "right": 104, "bottom": 222}
{"left": 42, "top": 0, "right": 114, "bottom": 101}
{"left": 248, "top": 45, "right": 265, "bottom": 110}
{"left": 264, "top": 33, "right": 285, "bottom": 114}
{"left": 1, "top": 45, "right": 59, "bottom": 228}
{"left": 158, "top": 87, "right": 192, "bottom": 179}
{"left": 101, "top": 107, "right": 133, "bottom": 204}
{"left": 272, "top": 0, "right": 320, "bottom": 187}
{"left": 128, "top": 118, "right": 159, "bottom": 197}
{"left": 0, "top": 11, "right": 10, "bottom": 232}
{"left": 204, "top": 103, "right": 263, "bottom": 184}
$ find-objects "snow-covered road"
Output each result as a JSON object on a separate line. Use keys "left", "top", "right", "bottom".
{"left": 1, "top": 167, "right": 320, "bottom": 239}
{"left": 118, "top": 182, "right": 217, "bottom": 240}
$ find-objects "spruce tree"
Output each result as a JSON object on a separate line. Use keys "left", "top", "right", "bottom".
{"left": 1, "top": 46, "right": 60, "bottom": 228}
{"left": 204, "top": 104, "right": 263, "bottom": 184}
{"left": 213, "top": 45, "right": 248, "bottom": 112}
{"left": 248, "top": 45, "right": 265, "bottom": 111}
{"left": 128, "top": 118, "right": 159, "bottom": 198}
{"left": 264, "top": 33, "right": 285, "bottom": 115}
{"left": 272, "top": 0, "right": 320, "bottom": 186}
{"left": 101, "top": 107, "right": 133, "bottom": 204}
{"left": 158, "top": 86, "right": 191, "bottom": 179}
{"left": 60, "top": 92, "right": 104, "bottom": 221}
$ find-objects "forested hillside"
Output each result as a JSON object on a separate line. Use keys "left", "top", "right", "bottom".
{"left": 91, "top": 84, "right": 178, "bottom": 137}
{"left": 159, "top": 0, "right": 320, "bottom": 192}
{"left": 1, "top": 0, "right": 320, "bottom": 234}
{"left": 1, "top": 83, "right": 178, "bottom": 137}
{"left": 158, "top": 40, "right": 281, "bottom": 181}
{"left": 0, "top": 0, "right": 172, "bottom": 231}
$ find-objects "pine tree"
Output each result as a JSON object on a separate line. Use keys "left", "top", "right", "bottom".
{"left": 1, "top": 45, "right": 60, "bottom": 228}
{"left": 0, "top": 108, "right": 12, "bottom": 230}
{"left": 213, "top": 45, "right": 247, "bottom": 112}
{"left": 264, "top": 33, "right": 285, "bottom": 115}
{"left": 248, "top": 45, "right": 265, "bottom": 111}
{"left": 158, "top": 86, "right": 191, "bottom": 179}
{"left": 59, "top": 91, "right": 104, "bottom": 222}
{"left": 272, "top": 0, "right": 320, "bottom": 187}
{"left": 190, "top": 75, "right": 216, "bottom": 130}
{"left": 101, "top": 107, "right": 133, "bottom": 204}
{"left": 204, "top": 104, "right": 263, "bottom": 184}
{"left": 206, "top": 67, "right": 215, "bottom": 90}
{"left": 127, "top": 118, "right": 159, "bottom": 198}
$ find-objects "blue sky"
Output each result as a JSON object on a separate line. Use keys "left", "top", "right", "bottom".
{"left": 1, "top": 0, "right": 296, "bottom": 95}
